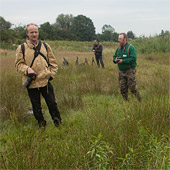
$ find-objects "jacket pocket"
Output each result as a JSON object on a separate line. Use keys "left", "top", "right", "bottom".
{"left": 37, "top": 68, "right": 51, "bottom": 80}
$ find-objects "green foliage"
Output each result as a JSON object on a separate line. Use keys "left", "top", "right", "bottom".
{"left": 39, "top": 21, "right": 77, "bottom": 41}
{"left": 119, "top": 121, "right": 170, "bottom": 169}
{"left": 70, "top": 15, "right": 95, "bottom": 41}
{"left": 86, "top": 133, "right": 114, "bottom": 170}
{"left": 39, "top": 22, "right": 53, "bottom": 40}
{"left": 1, "top": 15, "right": 170, "bottom": 43}
{"left": 0, "top": 29, "right": 15, "bottom": 42}
{"left": 97, "top": 26, "right": 119, "bottom": 42}
{"left": 100, "top": 24, "right": 117, "bottom": 41}
{"left": 0, "top": 16, "right": 12, "bottom": 30}
{"left": 46, "top": 40, "right": 94, "bottom": 52}
{"left": 0, "top": 70, "right": 29, "bottom": 123}
{"left": 127, "top": 31, "right": 135, "bottom": 39}
{"left": 0, "top": 17, "right": 15, "bottom": 42}
{"left": 102, "top": 24, "right": 115, "bottom": 33}
{"left": 133, "top": 33, "right": 170, "bottom": 54}
{"left": 0, "top": 40, "right": 169, "bottom": 169}
{"left": 54, "top": 29, "right": 77, "bottom": 41}
{"left": 101, "top": 30, "right": 113, "bottom": 41}
{"left": 112, "top": 32, "right": 119, "bottom": 42}
{"left": 55, "top": 14, "right": 74, "bottom": 31}
{"left": 0, "top": 15, "right": 96, "bottom": 42}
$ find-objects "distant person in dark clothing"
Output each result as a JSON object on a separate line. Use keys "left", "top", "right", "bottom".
{"left": 92, "top": 40, "right": 105, "bottom": 68}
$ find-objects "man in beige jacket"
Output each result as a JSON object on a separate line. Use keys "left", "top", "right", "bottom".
{"left": 15, "top": 23, "right": 62, "bottom": 129}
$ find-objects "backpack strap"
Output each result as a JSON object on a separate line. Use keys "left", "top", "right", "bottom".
{"left": 127, "top": 44, "right": 132, "bottom": 58}
{"left": 30, "top": 41, "right": 42, "bottom": 67}
{"left": 39, "top": 42, "right": 49, "bottom": 65}
{"left": 21, "top": 41, "right": 49, "bottom": 67}
{"left": 127, "top": 44, "right": 133, "bottom": 69}
{"left": 21, "top": 42, "right": 48, "bottom": 56}
{"left": 42, "top": 42, "right": 48, "bottom": 51}
{"left": 21, "top": 43, "right": 25, "bottom": 59}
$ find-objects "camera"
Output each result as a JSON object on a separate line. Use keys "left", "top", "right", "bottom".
{"left": 24, "top": 73, "right": 36, "bottom": 88}
{"left": 113, "top": 59, "right": 120, "bottom": 64}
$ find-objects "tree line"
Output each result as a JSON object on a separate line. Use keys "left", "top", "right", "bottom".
{"left": 0, "top": 14, "right": 169, "bottom": 43}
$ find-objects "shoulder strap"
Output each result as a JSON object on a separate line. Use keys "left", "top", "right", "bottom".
{"left": 23, "top": 41, "right": 49, "bottom": 68}
{"left": 39, "top": 42, "right": 49, "bottom": 65}
{"left": 33, "top": 40, "right": 41, "bottom": 57}
{"left": 21, "top": 43, "right": 25, "bottom": 58}
{"left": 30, "top": 41, "right": 42, "bottom": 67}
{"left": 42, "top": 42, "right": 48, "bottom": 51}
{"left": 127, "top": 44, "right": 132, "bottom": 58}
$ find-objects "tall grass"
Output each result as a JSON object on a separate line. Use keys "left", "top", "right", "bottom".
{"left": 0, "top": 38, "right": 169, "bottom": 169}
{"left": 133, "top": 33, "right": 170, "bottom": 54}
{"left": 0, "top": 94, "right": 169, "bottom": 169}
{"left": 0, "top": 69, "right": 30, "bottom": 124}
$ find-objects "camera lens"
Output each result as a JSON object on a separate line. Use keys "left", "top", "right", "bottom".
{"left": 24, "top": 77, "right": 33, "bottom": 88}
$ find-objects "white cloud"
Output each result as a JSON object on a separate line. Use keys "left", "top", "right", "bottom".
{"left": 0, "top": 0, "right": 169, "bottom": 36}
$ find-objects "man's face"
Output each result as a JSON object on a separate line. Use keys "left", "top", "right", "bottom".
{"left": 26, "top": 25, "right": 39, "bottom": 42}
{"left": 94, "top": 40, "right": 98, "bottom": 45}
{"left": 118, "top": 34, "right": 125, "bottom": 47}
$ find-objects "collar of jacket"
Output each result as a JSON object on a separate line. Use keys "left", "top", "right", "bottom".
{"left": 121, "top": 43, "right": 128, "bottom": 51}
{"left": 26, "top": 39, "right": 39, "bottom": 49}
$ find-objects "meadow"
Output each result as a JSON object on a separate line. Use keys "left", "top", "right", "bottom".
{"left": 0, "top": 35, "right": 170, "bottom": 169}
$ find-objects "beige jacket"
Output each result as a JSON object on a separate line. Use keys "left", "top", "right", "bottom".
{"left": 15, "top": 40, "right": 58, "bottom": 88}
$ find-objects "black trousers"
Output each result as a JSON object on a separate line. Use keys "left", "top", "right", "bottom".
{"left": 95, "top": 55, "right": 104, "bottom": 68}
{"left": 27, "top": 82, "right": 61, "bottom": 123}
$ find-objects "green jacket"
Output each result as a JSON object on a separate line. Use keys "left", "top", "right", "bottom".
{"left": 113, "top": 43, "right": 137, "bottom": 71}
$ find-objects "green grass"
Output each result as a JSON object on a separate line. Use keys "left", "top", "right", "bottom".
{"left": 132, "top": 33, "right": 170, "bottom": 54}
{"left": 0, "top": 38, "right": 170, "bottom": 169}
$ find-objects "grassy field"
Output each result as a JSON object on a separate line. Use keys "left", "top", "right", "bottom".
{"left": 0, "top": 37, "right": 170, "bottom": 169}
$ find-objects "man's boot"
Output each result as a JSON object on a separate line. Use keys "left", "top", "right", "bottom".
{"left": 135, "top": 91, "right": 142, "bottom": 103}
{"left": 122, "top": 93, "right": 128, "bottom": 101}
{"left": 53, "top": 118, "right": 61, "bottom": 127}
{"left": 38, "top": 120, "right": 46, "bottom": 130}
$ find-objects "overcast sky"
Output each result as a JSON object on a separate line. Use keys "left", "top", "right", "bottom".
{"left": 0, "top": 0, "right": 169, "bottom": 36}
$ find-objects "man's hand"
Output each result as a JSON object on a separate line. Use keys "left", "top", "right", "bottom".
{"left": 118, "top": 59, "right": 123, "bottom": 63}
{"left": 27, "top": 67, "right": 37, "bottom": 79}
{"left": 27, "top": 67, "right": 37, "bottom": 80}
{"left": 27, "top": 67, "right": 36, "bottom": 74}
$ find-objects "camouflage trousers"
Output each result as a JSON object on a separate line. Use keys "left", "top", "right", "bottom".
{"left": 119, "top": 68, "right": 142, "bottom": 102}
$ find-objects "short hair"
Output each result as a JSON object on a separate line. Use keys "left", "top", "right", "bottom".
{"left": 26, "top": 23, "right": 38, "bottom": 32}
{"left": 119, "top": 33, "right": 127, "bottom": 40}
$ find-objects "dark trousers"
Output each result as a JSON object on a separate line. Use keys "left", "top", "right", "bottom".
{"left": 119, "top": 68, "right": 141, "bottom": 102}
{"left": 95, "top": 55, "right": 104, "bottom": 68}
{"left": 27, "top": 82, "right": 61, "bottom": 123}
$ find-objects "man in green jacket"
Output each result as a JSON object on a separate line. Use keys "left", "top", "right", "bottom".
{"left": 113, "top": 33, "right": 141, "bottom": 102}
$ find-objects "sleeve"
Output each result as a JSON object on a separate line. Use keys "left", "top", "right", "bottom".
{"left": 92, "top": 45, "right": 95, "bottom": 50}
{"left": 113, "top": 48, "right": 118, "bottom": 62}
{"left": 98, "top": 44, "right": 102, "bottom": 53}
{"left": 15, "top": 45, "right": 29, "bottom": 75}
{"left": 122, "top": 45, "right": 136, "bottom": 64}
{"left": 46, "top": 43, "right": 58, "bottom": 79}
